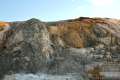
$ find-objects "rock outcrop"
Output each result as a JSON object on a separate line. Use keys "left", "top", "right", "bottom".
{"left": 0, "top": 17, "right": 120, "bottom": 80}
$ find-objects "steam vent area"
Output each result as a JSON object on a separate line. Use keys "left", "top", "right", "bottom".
{"left": 0, "top": 17, "right": 120, "bottom": 80}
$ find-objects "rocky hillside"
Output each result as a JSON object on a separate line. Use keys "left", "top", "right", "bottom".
{"left": 47, "top": 17, "right": 120, "bottom": 48}
{"left": 0, "top": 17, "right": 120, "bottom": 80}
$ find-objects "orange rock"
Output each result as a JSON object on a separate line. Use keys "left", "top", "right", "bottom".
{"left": 0, "top": 22, "right": 9, "bottom": 27}
{"left": 48, "top": 18, "right": 110, "bottom": 48}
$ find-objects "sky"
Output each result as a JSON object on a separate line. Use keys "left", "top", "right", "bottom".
{"left": 0, "top": 0, "right": 120, "bottom": 21}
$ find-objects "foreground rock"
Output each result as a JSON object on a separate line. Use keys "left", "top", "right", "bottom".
{"left": 0, "top": 19, "right": 55, "bottom": 78}
{"left": 3, "top": 73, "right": 87, "bottom": 80}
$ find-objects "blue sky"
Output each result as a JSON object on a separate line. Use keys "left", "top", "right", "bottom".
{"left": 0, "top": 0, "right": 120, "bottom": 21}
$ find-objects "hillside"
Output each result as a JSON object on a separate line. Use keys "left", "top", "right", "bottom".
{"left": 0, "top": 17, "right": 120, "bottom": 80}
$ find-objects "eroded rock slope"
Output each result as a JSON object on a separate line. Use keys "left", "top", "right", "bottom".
{"left": 0, "top": 17, "right": 120, "bottom": 80}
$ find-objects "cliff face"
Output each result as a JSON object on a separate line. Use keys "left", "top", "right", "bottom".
{"left": 0, "top": 19, "right": 55, "bottom": 76}
{"left": 47, "top": 17, "right": 120, "bottom": 48}
{"left": 0, "top": 17, "right": 120, "bottom": 80}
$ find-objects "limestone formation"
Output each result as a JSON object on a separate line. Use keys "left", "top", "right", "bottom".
{"left": 0, "top": 17, "right": 120, "bottom": 80}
